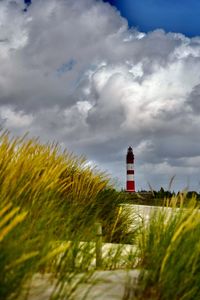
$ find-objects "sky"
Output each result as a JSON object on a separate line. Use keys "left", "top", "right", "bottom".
{"left": 104, "top": 0, "right": 200, "bottom": 37}
{"left": 0, "top": 0, "right": 200, "bottom": 191}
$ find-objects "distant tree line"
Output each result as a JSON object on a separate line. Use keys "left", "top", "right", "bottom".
{"left": 119, "top": 187, "right": 200, "bottom": 205}
{"left": 138, "top": 187, "right": 200, "bottom": 200}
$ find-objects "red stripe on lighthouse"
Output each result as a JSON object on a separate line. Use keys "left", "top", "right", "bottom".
{"left": 127, "top": 181, "right": 135, "bottom": 191}
{"left": 127, "top": 170, "right": 134, "bottom": 174}
{"left": 126, "top": 146, "right": 135, "bottom": 192}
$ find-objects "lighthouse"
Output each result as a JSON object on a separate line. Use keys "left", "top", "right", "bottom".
{"left": 126, "top": 146, "right": 135, "bottom": 192}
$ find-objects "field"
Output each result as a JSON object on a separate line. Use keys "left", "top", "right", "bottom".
{"left": 1, "top": 131, "right": 200, "bottom": 300}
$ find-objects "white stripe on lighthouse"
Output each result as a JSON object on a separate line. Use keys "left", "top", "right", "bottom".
{"left": 127, "top": 174, "right": 134, "bottom": 181}
{"left": 127, "top": 163, "right": 134, "bottom": 170}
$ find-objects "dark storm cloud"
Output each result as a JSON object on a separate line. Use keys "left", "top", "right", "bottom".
{"left": 0, "top": 0, "right": 200, "bottom": 190}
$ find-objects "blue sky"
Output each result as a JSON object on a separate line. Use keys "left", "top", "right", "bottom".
{"left": 104, "top": 0, "right": 200, "bottom": 37}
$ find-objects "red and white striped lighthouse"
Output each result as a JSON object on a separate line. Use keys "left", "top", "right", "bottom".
{"left": 126, "top": 146, "right": 135, "bottom": 192}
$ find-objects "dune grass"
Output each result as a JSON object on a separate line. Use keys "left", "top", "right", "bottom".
{"left": 0, "top": 131, "right": 136, "bottom": 300}
{"left": 2, "top": 130, "right": 200, "bottom": 300}
{"left": 133, "top": 195, "right": 200, "bottom": 300}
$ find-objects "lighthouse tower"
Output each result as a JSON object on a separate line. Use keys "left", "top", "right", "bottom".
{"left": 126, "top": 146, "right": 135, "bottom": 192}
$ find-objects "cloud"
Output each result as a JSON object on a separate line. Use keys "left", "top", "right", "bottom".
{"left": 0, "top": 0, "right": 200, "bottom": 190}
{"left": 187, "top": 84, "right": 200, "bottom": 113}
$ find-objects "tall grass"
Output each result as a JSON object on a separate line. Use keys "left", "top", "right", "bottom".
{"left": 135, "top": 195, "right": 200, "bottom": 300}
{"left": 0, "top": 131, "right": 136, "bottom": 300}
{"left": 3, "top": 130, "right": 200, "bottom": 299}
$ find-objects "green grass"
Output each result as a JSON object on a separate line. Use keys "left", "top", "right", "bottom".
{"left": 2, "top": 130, "right": 200, "bottom": 300}
{"left": 0, "top": 131, "right": 136, "bottom": 300}
{"left": 134, "top": 195, "right": 200, "bottom": 300}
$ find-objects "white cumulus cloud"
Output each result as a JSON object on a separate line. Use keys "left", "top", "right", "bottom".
{"left": 0, "top": 0, "right": 200, "bottom": 191}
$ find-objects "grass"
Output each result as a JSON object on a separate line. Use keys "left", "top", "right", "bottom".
{"left": 132, "top": 195, "right": 200, "bottom": 300}
{"left": 0, "top": 131, "right": 137, "bottom": 300}
{"left": 1, "top": 130, "right": 200, "bottom": 300}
